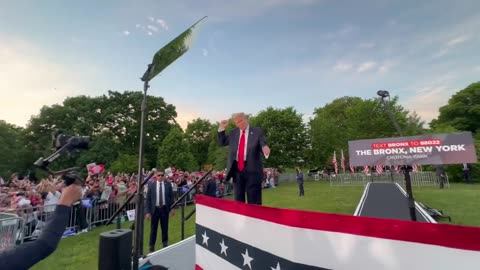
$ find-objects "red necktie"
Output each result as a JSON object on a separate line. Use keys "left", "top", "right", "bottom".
{"left": 237, "top": 130, "right": 246, "bottom": 171}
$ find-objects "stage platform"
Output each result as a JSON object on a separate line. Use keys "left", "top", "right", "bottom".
{"left": 354, "top": 182, "right": 435, "bottom": 222}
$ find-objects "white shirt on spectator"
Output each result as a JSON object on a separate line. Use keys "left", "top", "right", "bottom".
{"left": 44, "top": 191, "right": 61, "bottom": 212}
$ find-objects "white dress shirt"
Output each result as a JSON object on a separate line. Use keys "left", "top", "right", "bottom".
{"left": 156, "top": 181, "right": 165, "bottom": 206}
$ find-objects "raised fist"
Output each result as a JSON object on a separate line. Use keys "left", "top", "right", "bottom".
{"left": 219, "top": 120, "right": 228, "bottom": 129}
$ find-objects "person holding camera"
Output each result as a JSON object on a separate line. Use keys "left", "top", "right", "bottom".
{"left": 0, "top": 183, "right": 82, "bottom": 269}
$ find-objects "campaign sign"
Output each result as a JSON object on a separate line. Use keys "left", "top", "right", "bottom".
{"left": 349, "top": 132, "right": 477, "bottom": 166}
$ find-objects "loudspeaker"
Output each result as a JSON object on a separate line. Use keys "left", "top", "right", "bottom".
{"left": 98, "top": 229, "right": 133, "bottom": 270}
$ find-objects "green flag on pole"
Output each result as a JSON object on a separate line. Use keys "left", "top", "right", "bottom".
{"left": 142, "top": 16, "right": 207, "bottom": 82}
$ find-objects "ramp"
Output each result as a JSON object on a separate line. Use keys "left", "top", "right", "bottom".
{"left": 139, "top": 236, "right": 196, "bottom": 269}
{"left": 354, "top": 182, "right": 435, "bottom": 223}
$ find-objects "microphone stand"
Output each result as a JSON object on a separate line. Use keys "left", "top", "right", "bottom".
{"left": 378, "top": 93, "right": 417, "bottom": 222}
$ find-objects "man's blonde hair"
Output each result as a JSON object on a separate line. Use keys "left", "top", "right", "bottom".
{"left": 232, "top": 112, "right": 247, "bottom": 119}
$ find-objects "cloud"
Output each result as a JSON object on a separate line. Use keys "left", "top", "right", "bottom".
{"left": 403, "top": 84, "right": 451, "bottom": 124}
{"left": 156, "top": 19, "right": 169, "bottom": 30}
{"left": 325, "top": 25, "right": 354, "bottom": 39}
{"left": 136, "top": 24, "right": 141, "bottom": 28}
{"left": 148, "top": 16, "right": 155, "bottom": 22}
{"left": 388, "top": 19, "right": 397, "bottom": 26}
{"left": 193, "top": 0, "right": 320, "bottom": 21}
{"left": 378, "top": 61, "right": 394, "bottom": 74}
{"left": 0, "top": 37, "right": 86, "bottom": 127}
{"left": 333, "top": 62, "right": 352, "bottom": 72}
{"left": 446, "top": 35, "right": 470, "bottom": 47}
{"left": 122, "top": 30, "right": 130, "bottom": 36}
{"left": 202, "top": 48, "right": 208, "bottom": 56}
{"left": 147, "top": 25, "right": 158, "bottom": 32}
{"left": 474, "top": 66, "right": 480, "bottom": 72}
{"left": 358, "top": 42, "right": 375, "bottom": 49}
{"left": 357, "top": 61, "right": 377, "bottom": 72}
{"left": 431, "top": 35, "right": 470, "bottom": 58}
{"left": 147, "top": 32, "right": 153, "bottom": 36}
{"left": 432, "top": 49, "right": 448, "bottom": 58}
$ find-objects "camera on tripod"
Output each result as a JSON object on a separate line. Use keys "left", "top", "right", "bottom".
{"left": 34, "top": 131, "right": 91, "bottom": 186}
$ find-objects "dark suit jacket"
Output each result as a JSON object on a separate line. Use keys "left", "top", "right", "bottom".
{"left": 146, "top": 180, "right": 174, "bottom": 215}
{"left": 218, "top": 126, "right": 267, "bottom": 181}
{"left": 204, "top": 178, "right": 217, "bottom": 197}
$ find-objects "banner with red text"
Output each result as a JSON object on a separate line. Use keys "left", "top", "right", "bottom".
{"left": 349, "top": 132, "right": 477, "bottom": 166}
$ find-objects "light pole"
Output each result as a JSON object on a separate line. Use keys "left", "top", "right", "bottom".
{"left": 377, "top": 90, "right": 417, "bottom": 222}
{"left": 131, "top": 17, "right": 207, "bottom": 270}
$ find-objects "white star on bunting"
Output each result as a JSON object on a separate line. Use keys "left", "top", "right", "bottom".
{"left": 241, "top": 248, "right": 254, "bottom": 269}
{"left": 202, "top": 231, "right": 209, "bottom": 246}
{"left": 271, "top": 262, "right": 281, "bottom": 270}
{"left": 219, "top": 238, "right": 228, "bottom": 256}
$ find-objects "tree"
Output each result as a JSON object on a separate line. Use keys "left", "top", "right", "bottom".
{"left": 250, "top": 107, "right": 307, "bottom": 168}
{"left": 0, "top": 121, "right": 29, "bottom": 179}
{"left": 206, "top": 119, "right": 236, "bottom": 170}
{"left": 309, "top": 96, "right": 425, "bottom": 168}
{"left": 157, "top": 127, "right": 197, "bottom": 171}
{"left": 75, "top": 134, "right": 121, "bottom": 169}
{"left": 23, "top": 91, "right": 178, "bottom": 171}
{"left": 430, "top": 82, "right": 480, "bottom": 134}
{"left": 110, "top": 154, "right": 144, "bottom": 173}
{"left": 185, "top": 118, "right": 213, "bottom": 170}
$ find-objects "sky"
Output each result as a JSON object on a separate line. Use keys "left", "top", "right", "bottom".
{"left": 1, "top": 0, "right": 479, "bottom": 129}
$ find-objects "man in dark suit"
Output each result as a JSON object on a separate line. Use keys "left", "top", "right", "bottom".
{"left": 146, "top": 171, "right": 174, "bottom": 252}
{"left": 203, "top": 176, "right": 217, "bottom": 198}
{"left": 218, "top": 112, "right": 270, "bottom": 205}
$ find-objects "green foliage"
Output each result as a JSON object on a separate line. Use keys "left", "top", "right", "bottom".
{"left": 309, "top": 96, "right": 425, "bottom": 168}
{"left": 75, "top": 135, "right": 120, "bottom": 169}
{"left": 249, "top": 107, "right": 307, "bottom": 169}
{"left": 157, "top": 127, "right": 197, "bottom": 171}
{"left": 0, "top": 121, "right": 29, "bottom": 178}
{"left": 109, "top": 154, "right": 143, "bottom": 174}
{"left": 430, "top": 82, "right": 480, "bottom": 134}
{"left": 185, "top": 118, "right": 213, "bottom": 169}
{"left": 206, "top": 119, "right": 236, "bottom": 170}
{"left": 22, "top": 91, "right": 177, "bottom": 172}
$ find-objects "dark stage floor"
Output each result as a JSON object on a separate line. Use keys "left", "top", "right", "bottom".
{"left": 357, "top": 183, "right": 429, "bottom": 222}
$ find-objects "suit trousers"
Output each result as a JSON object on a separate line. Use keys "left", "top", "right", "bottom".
{"left": 234, "top": 169, "right": 262, "bottom": 205}
{"left": 149, "top": 206, "right": 169, "bottom": 251}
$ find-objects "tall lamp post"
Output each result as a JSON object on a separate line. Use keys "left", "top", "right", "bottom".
{"left": 377, "top": 90, "right": 417, "bottom": 222}
{"left": 131, "top": 16, "right": 207, "bottom": 270}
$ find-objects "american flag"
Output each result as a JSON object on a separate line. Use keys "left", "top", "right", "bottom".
{"left": 394, "top": 165, "right": 400, "bottom": 173}
{"left": 349, "top": 165, "right": 355, "bottom": 173}
{"left": 194, "top": 195, "right": 480, "bottom": 270}
{"left": 375, "top": 165, "right": 383, "bottom": 174}
{"left": 363, "top": 166, "right": 369, "bottom": 174}
{"left": 332, "top": 151, "right": 338, "bottom": 175}
{"left": 340, "top": 150, "right": 346, "bottom": 174}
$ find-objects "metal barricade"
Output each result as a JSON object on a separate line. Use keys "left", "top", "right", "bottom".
{"left": 330, "top": 172, "right": 448, "bottom": 188}
{"left": 0, "top": 212, "right": 24, "bottom": 252}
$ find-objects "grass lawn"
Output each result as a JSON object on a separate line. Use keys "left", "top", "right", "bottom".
{"left": 30, "top": 181, "right": 479, "bottom": 269}
{"left": 413, "top": 183, "right": 480, "bottom": 227}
